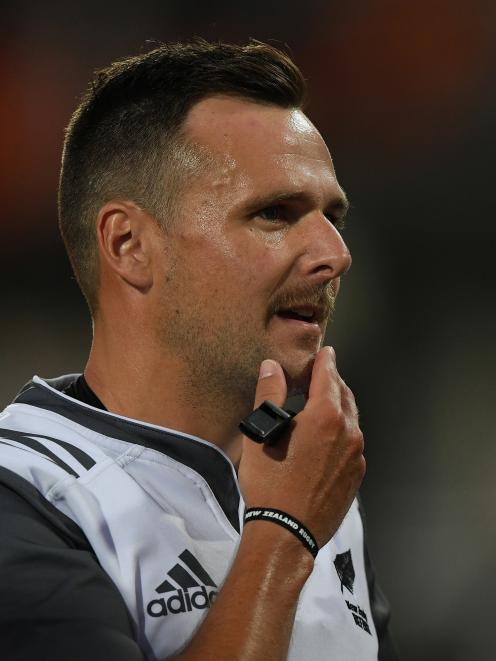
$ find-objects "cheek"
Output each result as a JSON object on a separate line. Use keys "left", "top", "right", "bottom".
{"left": 200, "top": 236, "right": 279, "bottom": 285}
{"left": 174, "top": 224, "right": 288, "bottom": 306}
{"left": 229, "top": 245, "right": 282, "bottom": 297}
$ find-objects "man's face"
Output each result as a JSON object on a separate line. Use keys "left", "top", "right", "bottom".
{"left": 154, "top": 96, "right": 351, "bottom": 406}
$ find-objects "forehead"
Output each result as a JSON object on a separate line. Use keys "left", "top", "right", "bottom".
{"left": 181, "top": 96, "right": 342, "bottom": 205}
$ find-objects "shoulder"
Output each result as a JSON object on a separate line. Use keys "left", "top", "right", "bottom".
{"left": 0, "top": 467, "right": 145, "bottom": 661}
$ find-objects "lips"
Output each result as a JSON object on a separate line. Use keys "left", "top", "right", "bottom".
{"left": 275, "top": 304, "right": 328, "bottom": 325}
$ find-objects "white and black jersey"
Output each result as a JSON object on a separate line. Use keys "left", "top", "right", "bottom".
{"left": 0, "top": 375, "right": 398, "bottom": 661}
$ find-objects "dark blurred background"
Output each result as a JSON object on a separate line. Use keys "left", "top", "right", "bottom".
{"left": 1, "top": 1, "right": 495, "bottom": 659}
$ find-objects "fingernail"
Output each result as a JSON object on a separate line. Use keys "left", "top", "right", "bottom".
{"left": 259, "top": 359, "right": 276, "bottom": 379}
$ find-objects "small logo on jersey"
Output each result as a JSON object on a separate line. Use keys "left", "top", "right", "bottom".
{"left": 334, "top": 549, "right": 355, "bottom": 594}
{"left": 146, "top": 549, "right": 218, "bottom": 618}
{"left": 333, "top": 549, "right": 371, "bottom": 635}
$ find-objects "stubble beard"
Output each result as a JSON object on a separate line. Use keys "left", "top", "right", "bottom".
{"left": 159, "top": 316, "right": 316, "bottom": 417}
{"left": 156, "top": 274, "right": 336, "bottom": 413}
{"left": 157, "top": 308, "right": 331, "bottom": 414}
{"left": 157, "top": 299, "right": 270, "bottom": 417}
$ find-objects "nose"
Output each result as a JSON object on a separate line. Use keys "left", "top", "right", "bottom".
{"left": 298, "top": 213, "right": 352, "bottom": 283}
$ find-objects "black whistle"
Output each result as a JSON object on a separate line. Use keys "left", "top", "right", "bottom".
{"left": 239, "top": 400, "right": 295, "bottom": 446}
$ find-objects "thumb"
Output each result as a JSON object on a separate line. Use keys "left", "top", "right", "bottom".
{"left": 253, "top": 359, "right": 288, "bottom": 410}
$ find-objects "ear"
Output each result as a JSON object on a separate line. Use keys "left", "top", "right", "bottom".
{"left": 96, "top": 200, "right": 155, "bottom": 292}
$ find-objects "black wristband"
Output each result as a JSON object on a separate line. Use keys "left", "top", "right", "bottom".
{"left": 244, "top": 508, "right": 319, "bottom": 558}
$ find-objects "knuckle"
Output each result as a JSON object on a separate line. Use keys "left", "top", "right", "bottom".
{"left": 346, "top": 431, "right": 365, "bottom": 479}
{"left": 342, "top": 380, "right": 354, "bottom": 398}
{"left": 317, "top": 399, "right": 346, "bottom": 427}
{"left": 358, "top": 455, "right": 367, "bottom": 480}
{"left": 345, "top": 390, "right": 360, "bottom": 418}
{"left": 352, "top": 429, "right": 365, "bottom": 453}
{"left": 341, "top": 379, "right": 357, "bottom": 402}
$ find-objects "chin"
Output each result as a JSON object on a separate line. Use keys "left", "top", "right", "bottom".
{"left": 283, "top": 354, "right": 316, "bottom": 398}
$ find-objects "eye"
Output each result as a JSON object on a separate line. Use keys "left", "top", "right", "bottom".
{"left": 257, "top": 205, "right": 285, "bottom": 222}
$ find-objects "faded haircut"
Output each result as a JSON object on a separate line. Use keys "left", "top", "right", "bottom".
{"left": 58, "top": 39, "right": 307, "bottom": 314}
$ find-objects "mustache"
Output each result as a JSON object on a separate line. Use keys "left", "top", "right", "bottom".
{"left": 268, "top": 282, "right": 336, "bottom": 320}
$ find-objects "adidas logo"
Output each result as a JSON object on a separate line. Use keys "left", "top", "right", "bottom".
{"left": 146, "top": 549, "right": 218, "bottom": 618}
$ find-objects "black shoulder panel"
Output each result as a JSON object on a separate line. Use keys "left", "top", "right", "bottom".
{"left": 0, "top": 467, "right": 145, "bottom": 661}
{"left": 0, "top": 466, "right": 90, "bottom": 548}
{"left": 15, "top": 378, "right": 241, "bottom": 533}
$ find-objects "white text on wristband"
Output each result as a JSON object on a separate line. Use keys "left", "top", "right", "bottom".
{"left": 244, "top": 508, "right": 319, "bottom": 558}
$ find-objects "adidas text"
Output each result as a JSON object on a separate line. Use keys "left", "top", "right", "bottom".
{"left": 147, "top": 586, "right": 218, "bottom": 617}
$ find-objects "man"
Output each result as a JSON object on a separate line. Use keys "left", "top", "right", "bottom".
{"left": 0, "top": 40, "right": 397, "bottom": 660}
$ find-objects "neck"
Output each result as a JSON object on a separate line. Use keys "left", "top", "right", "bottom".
{"left": 85, "top": 319, "right": 251, "bottom": 467}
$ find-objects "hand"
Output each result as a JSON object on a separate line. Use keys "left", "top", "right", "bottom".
{"left": 238, "top": 346, "right": 365, "bottom": 548}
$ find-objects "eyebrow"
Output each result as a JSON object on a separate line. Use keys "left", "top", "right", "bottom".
{"left": 243, "top": 189, "right": 350, "bottom": 219}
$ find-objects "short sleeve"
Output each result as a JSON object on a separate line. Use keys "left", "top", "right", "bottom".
{"left": 0, "top": 467, "right": 146, "bottom": 661}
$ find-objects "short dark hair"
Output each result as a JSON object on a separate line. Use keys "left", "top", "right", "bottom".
{"left": 58, "top": 39, "right": 307, "bottom": 313}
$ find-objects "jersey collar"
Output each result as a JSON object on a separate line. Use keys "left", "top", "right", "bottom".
{"left": 14, "top": 375, "right": 242, "bottom": 533}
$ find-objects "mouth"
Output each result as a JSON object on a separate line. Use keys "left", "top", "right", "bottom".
{"left": 274, "top": 304, "right": 328, "bottom": 329}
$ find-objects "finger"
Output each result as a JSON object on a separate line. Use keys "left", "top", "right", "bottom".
{"left": 307, "top": 346, "right": 341, "bottom": 404}
{"left": 253, "top": 359, "right": 288, "bottom": 409}
{"left": 340, "top": 379, "right": 359, "bottom": 421}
